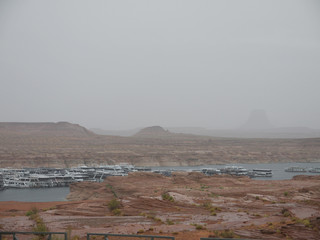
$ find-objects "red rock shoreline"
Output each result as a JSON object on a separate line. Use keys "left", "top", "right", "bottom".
{"left": 1, "top": 173, "right": 320, "bottom": 240}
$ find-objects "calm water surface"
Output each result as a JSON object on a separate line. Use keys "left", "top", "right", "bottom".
{"left": 0, "top": 187, "right": 69, "bottom": 202}
{"left": 1, "top": 162, "right": 319, "bottom": 202}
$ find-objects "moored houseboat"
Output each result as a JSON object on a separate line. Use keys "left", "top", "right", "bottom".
{"left": 248, "top": 169, "right": 273, "bottom": 177}
{"left": 308, "top": 167, "right": 320, "bottom": 173}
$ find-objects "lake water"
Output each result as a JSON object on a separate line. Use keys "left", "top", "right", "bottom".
{"left": 0, "top": 187, "right": 69, "bottom": 202}
{"left": 0, "top": 162, "right": 319, "bottom": 202}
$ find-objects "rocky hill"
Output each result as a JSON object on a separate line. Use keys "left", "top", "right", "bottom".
{"left": 134, "top": 126, "right": 171, "bottom": 137}
{"left": 0, "top": 122, "right": 94, "bottom": 137}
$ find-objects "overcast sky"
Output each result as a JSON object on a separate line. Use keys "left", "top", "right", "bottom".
{"left": 1, "top": 0, "right": 320, "bottom": 130}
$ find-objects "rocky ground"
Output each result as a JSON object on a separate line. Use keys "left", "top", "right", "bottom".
{"left": 1, "top": 173, "right": 320, "bottom": 240}
{"left": 1, "top": 130, "right": 320, "bottom": 168}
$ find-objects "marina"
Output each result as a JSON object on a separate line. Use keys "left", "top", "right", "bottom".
{"left": 1, "top": 162, "right": 320, "bottom": 190}
{"left": 0, "top": 162, "right": 320, "bottom": 202}
{"left": 0, "top": 163, "right": 138, "bottom": 189}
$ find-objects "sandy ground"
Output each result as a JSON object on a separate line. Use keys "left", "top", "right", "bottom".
{"left": 1, "top": 172, "right": 320, "bottom": 240}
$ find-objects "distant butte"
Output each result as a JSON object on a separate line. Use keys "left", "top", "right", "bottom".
{"left": 240, "top": 109, "right": 274, "bottom": 130}
{"left": 134, "top": 126, "right": 171, "bottom": 137}
{"left": 0, "top": 122, "right": 95, "bottom": 137}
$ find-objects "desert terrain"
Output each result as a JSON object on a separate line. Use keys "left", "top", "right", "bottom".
{"left": 1, "top": 172, "right": 320, "bottom": 240}
{"left": 1, "top": 122, "right": 320, "bottom": 239}
{"left": 0, "top": 123, "right": 320, "bottom": 168}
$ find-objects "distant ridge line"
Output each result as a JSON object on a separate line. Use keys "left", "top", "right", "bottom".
{"left": 0, "top": 122, "right": 95, "bottom": 137}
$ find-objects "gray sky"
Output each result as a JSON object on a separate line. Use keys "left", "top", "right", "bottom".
{"left": 1, "top": 0, "right": 320, "bottom": 130}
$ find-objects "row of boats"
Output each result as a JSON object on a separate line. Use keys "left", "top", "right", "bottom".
{"left": 1, "top": 164, "right": 319, "bottom": 189}
{"left": 151, "top": 166, "right": 273, "bottom": 178}
{"left": 285, "top": 166, "right": 320, "bottom": 173}
{"left": 200, "top": 165, "right": 320, "bottom": 177}
{"left": 0, "top": 164, "right": 138, "bottom": 189}
{"left": 199, "top": 166, "right": 272, "bottom": 178}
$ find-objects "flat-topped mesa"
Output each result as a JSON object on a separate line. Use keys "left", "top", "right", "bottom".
{"left": 134, "top": 126, "right": 171, "bottom": 137}
{"left": 0, "top": 122, "right": 95, "bottom": 137}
